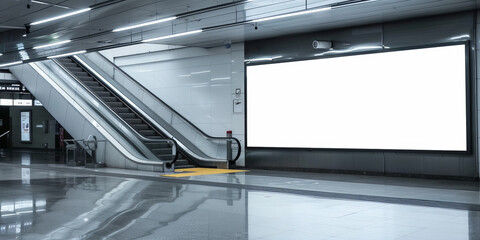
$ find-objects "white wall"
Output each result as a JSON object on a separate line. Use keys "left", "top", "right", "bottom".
{"left": 101, "top": 43, "right": 246, "bottom": 166}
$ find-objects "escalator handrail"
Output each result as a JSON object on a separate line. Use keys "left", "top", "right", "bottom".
{"left": 93, "top": 52, "right": 241, "bottom": 162}
{"left": 52, "top": 58, "right": 179, "bottom": 163}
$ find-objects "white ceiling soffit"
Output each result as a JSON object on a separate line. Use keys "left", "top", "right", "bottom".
{"left": 0, "top": 0, "right": 478, "bottom": 65}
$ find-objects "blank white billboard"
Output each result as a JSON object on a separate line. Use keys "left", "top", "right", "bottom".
{"left": 247, "top": 44, "right": 467, "bottom": 151}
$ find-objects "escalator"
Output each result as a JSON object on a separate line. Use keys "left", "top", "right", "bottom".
{"left": 10, "top": 52, "right": 241, "bottom": 171}
{"left": 55, "top": 57, "right": 195, "bottom": 169}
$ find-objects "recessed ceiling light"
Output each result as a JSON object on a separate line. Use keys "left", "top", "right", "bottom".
{"left": 113, "top": 16, "right": 177, "bottom": 32}
{"left": 33, "top": 40, "right": 71, "bottom": 50}
{"left": 251, "top": 7, "right": 331, "bottom": 23}
{"left": 30, "top": 8, "right": 91, "bottom": 25}
{"left": 0, "top": 61, "right": 23, "bottom": 67}
{"left": 141, "top": 30, "right": 202, "bottom": 43}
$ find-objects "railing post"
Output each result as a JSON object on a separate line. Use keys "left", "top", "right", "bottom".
{"left": 226, "top": 131, "right": 232, "bottom": 164}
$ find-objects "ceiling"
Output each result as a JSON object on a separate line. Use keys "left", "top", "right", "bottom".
{"left": 0, "top": 0, "right": 479, "bottom": 65}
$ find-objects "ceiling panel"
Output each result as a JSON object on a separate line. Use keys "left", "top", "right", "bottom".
{"left": 0, "top": 0, "right": 478, "bottom": 66}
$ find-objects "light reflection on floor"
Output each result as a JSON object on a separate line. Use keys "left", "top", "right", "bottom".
{"left": 0, "top": 150, "right": 477, "bottom": 239}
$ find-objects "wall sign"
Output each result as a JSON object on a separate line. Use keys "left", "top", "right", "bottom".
{"left": 233, "top": 99, "right": 243, "bottom": 113}
{"left": 0, "top": 99, "right": 13, "bottom": 106}
{"left": 0, "top": 83, "right": 27, "bottom": 92}
{"left": 20, "top": 111, "right": 31, "bottom": 143}
{"left": 34, "top": 100, "right": 43, "bottom": 106}
{"left": 14, "top": 99, "right": 32, "bottom": 106}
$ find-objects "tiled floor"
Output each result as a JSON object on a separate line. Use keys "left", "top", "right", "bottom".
{"left": 0, "top": 150, "right": 479, "bottom": 239}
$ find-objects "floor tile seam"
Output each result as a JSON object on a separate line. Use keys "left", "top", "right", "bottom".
{"left": 4, "top": 163, "right": 480, "bottom": 211}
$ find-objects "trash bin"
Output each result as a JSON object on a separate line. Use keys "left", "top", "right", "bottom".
{"left": 64, "top": 139, "right": 84, "bottom": 166}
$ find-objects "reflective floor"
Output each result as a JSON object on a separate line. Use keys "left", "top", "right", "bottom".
{"left": 0, "top": 150, "right": 479, "bottom": 239}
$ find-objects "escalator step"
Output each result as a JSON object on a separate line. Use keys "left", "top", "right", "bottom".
{"left": 90, "top": 86, "right": 105, "bottom": 91}
{"left": 102, "top": 97, "right": 118, "bottom": 102}
{"left": 156, "top": 154, "right": 174, "bottom": 160}
{"left": 175, "top": 159, "right": 190, "bottom": 165}
{"left": 106, "top": 102, "right": 123, "bottom": 107}
{"left": 144, "top": 141, "right": 170, "bottom": 147}
{"left": 95, "top": 92, "right": 111, "bottom": 97}
{"left": 131, "top": 124, "right": 149, "bottom": 130}
{"left": 78, "top": 76, "right": 94, "bottom": 81}
{"left": 118, "top": 113, "right": 136, "bottom": 118}
{"left": 125, "top": 118, "right": 142, "bottom": 124}
{"left": 112, "top": 107, "right": 130, "bottom": 113}
{"left": 57, "top": 58, "right": 73, "bottom": 63}
{"left": 83, "top": 81, "right": 100, "bottom": 86}
{"left": 62, "top": 63, "right": 78, "bottom": 68}
{"left": 152, "top": 148, "right": 173, "bottom": 155}
{"left": 175, "top": 164, "right": 196, "bottom": 169}
{"left": 66, "top": 67, "right": 83, "bottom": 73}
{"left": 145, "top": 135, "right": 165, "bottom": 139}
{"left": 138, "top": 130, "right": 156, "bottom": 136}
{"left": 71, "top": 71, "right": 89, "bottom": 77}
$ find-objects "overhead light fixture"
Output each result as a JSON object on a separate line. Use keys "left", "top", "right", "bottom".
{"left": 30, "top": 8, "right": 91, "bottom": 25}
{"left": 0, "top": 61, "right": 23, "bottom": 67}
{"left": 32, "top": 0, "right": 71, "bottom": 9}
{"left": 251, "top": 0, "right": 377, "bottom": 23}
{"left": 33, "top": 40, "right": 71, "bottom": 49}
{"left": 245, "top": 56, "right": 282, "bottom": 62}
{"left": 251, "top": 7, "right": 331, "bottom": 23}
{"left": 314, "top": 46, "right": 382, "bottom": 56}
{"left": 113, "top": 16, "right": 178, "bottom": 32}
{"left": 450, "top": 34, "right": 470, "bottom": 40}
{"left": 142, "top": 30, "right": 202, "bottom": 43}
{"left": 0, "top": 53, "right": 3, "bottom": 56}
{"left": 332, "top": 0, "right": 378, "bottom": 9}
{"left": 47, "top": 50, "right": 86, "bottom": 59}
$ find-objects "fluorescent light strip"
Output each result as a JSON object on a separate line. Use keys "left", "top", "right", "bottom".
{"left": 245, "top": 56, "right": 282, "bottom": 62}
{"left": 113, "top": 16, "right": 177, "bottom": 32}
{"left": 31, "top": 8, "right": 91, "bottom": 25}
{"left": 0, "top": 53, "right": 3, "bottom": 56}
{"left": 33, "top": 40, "right": 71, "bottom": 49}
{"left": 332, "top": 0, "right": 378, "bottom": 8}
{"left": 252, "top": 7, "right": 331, "bottom": 22}
{"left": 47, "top": 50, "right": 86, "bottom": 59}
{"left": 0, "top": 61, "right": 23, "bottom": 67}
{"left": 32, "top": 0, "right": 70, "bottom": 9}
{"left": 142, "top": 30, "right": 202, "bottom": 43}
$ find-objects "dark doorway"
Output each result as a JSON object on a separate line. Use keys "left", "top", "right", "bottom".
{"left": 0, "top": 107, "right": 10, "bottom": 148}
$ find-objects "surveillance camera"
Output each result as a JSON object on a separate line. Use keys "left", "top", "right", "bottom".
{"left": 312, "top": 40, "right": 332, "bottom": 50}
{"left": 225, "top": 41, "right": 232, "bottom": 49}
{"left": 26, "top": 0, "right": 32, "bottom": 8}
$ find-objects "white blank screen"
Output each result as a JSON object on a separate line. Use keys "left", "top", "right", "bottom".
{"left": 247, "top": 45, "right": 467, "bottom": 151}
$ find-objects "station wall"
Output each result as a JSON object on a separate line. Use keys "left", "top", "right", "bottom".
{"left": 245, "top": 11, "right": 478, "bottom": 178}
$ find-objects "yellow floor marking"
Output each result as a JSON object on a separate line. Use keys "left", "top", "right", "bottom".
{"left": 162, "top": 167, "right": 247, "bottom": 178}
